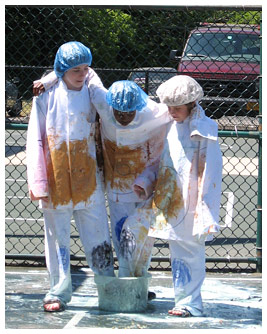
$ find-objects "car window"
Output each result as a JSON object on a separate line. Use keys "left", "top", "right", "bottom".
{"left": 129, "top": 72, "right": 145, "bottom": 80}
{"left": 129, "top": 70, "right": 176, "bottom": 82}
{"left": 184, "top": 32, "right": 260, "bottom": 63}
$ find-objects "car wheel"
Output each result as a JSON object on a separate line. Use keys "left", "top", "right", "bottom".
{"left": 8, "top": 99, "right": 22, "bottom": 117}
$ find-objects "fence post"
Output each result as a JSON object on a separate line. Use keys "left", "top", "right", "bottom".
{"left": 256, "top": 134, "right": 262, "bottom": 272}
{"left": 256, "top": 18, "right": 262, "bottom": 273}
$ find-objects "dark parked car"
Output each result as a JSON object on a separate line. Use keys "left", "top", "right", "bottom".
{"left": 128, "top": 67, "right": 177, "bottom": 101}
{"left": 5, "top": 73, "right": 22, "bottom": 117}
{"left": 170, "top": 23, "right": 260, "bottom": 118}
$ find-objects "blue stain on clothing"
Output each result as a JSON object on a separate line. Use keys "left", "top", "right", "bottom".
{"left": 172, "top": 258, "right": 191, "bottom": 288}
{"left": 57, "top": 247, "right": 69, "bottom": 273}
{"left": 115, "top": 216, "right": 128, "bottom": 241}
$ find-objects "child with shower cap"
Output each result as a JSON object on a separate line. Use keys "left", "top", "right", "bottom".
{"left": 27, "top": 41, "right": 115, "bottom": 312}
{"left": 91, "top": 80, "right": 172, "bottom": 283}
{"left": 148, "top": 75, "right": 223, "bottom": 317}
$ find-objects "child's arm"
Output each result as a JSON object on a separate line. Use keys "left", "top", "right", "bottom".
{"left": 33, "top": 70, "right": 58, "bottom": 96}
{"left": 133, "top": 166, "right": 157, "bottom": 200}
{"left": 87, "top": 70, "right": 111, "bottom": 120}
{"left": 26, "top": 95, "right": 49, "bottom": 200}
{"left": 193, "top": 138, "right": 223, "bottom": 238}
{"left": 87, "top": 68, "right": 104, "bottom": 88}
{"left": 132, "top": 125, "right": 167, "bottom": 200}
{"left": 32, "top": 67, "right": 103, "bottom": 96}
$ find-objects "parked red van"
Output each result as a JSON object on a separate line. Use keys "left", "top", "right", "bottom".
{"left": 170, "top": 23, "right": 260, "bottom": 118}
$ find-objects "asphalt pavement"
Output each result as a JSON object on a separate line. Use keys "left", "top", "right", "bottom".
{"left": 5, "top": 267, "right": 262, "bottom": 330}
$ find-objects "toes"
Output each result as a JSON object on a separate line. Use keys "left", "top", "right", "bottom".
{"left": 44, "top": 302, "right": 61, "bottom": 312}
{"left": 168, "top": 308, "right": 191, "bottom": 317}
{"left": 168, "top": 309, "right": 183, "bottom": 316}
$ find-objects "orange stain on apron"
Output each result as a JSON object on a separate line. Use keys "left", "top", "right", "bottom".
{"left": 47, "top": 136, "right": 96, "bottom": 207}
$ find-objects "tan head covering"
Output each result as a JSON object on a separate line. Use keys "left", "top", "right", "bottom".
{"left": 156, "top": 75, "right": 204, "bottom": 106}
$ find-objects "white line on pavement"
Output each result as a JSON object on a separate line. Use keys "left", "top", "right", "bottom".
{"left": 64, "top": 312, "right": 87, "bottom": 329}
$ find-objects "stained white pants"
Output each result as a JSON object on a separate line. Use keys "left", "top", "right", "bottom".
{"left": 108, "top": 199, "right": 154, "bottom": 277}
{"left": 169, "top": 236, "right": 206, "bottom": 316}
{"left": 43, "top": 206, "right": 114, "bottom": 305}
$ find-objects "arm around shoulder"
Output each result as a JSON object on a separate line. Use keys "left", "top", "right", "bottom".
{"left": 33, "top": 70, "right": 58, "bottom": 95}
{"left": 87, "top": 68, "right": 104, "bottom": 87}
{"left": 87, "top": 70, "right": 110, "bottom": 119}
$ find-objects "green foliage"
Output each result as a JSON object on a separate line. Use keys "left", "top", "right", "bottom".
{"left": 6, "top": 7, "right": 261, "bottom": 68}
{"left": 181, "top": 10, "right": 261, "bottom": 26}
{"left": 79, "top": 9, "right": 136, "bottom": 68}
{"left": 5, "top": 6, "right": 261, "bottom": 94}
{"left": 226, "top": 11, "right": 261, "bottom": 25}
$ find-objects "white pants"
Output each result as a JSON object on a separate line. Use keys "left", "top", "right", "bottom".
{"left": 108, "top": 199, "right": 154, "bottom": 277}
{"left": 43, "top": 206, "right": 114, "bottom": 305}
{"left": 169, "top": 236, "right": 206, "bottom": 316}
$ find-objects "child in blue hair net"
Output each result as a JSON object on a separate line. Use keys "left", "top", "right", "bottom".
{"left": 27, "top": 41, "right": 115, "bottom": 312}
{"left": 97, "top": 80, "right": 171, "bottom": 284}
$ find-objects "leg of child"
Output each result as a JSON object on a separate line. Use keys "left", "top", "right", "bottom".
{"left": 74, "top": 206, "right": 115, "bottom": 277}
{"left": 168, "top": 237, "right": 206, "bottom": 317}
{"left": 118, "top": 208, "right": 154, "bottom": 277}
{"left": 134, "top": 236, "right": 155, "bottom": 277}
{"left": 108, "top": 200, "right": 136, "bottom": 266}
{"left": 43, "top": 208, "right": 73, "bottom": 311}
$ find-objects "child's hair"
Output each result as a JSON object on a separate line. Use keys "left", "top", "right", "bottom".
{"left": 186, "top": 101, "right": 196, "bottom": 114}
{"left": 54, "top": 41, "right": 92, "bottom": 78}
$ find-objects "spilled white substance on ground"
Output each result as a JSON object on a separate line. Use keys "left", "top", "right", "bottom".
{"left": 64, "top": 277, "right": 261, "bottom": 329}
{"left": 5, "top": 269, "right": 262, "bottom": 329}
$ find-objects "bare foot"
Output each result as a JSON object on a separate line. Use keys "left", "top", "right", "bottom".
{"left": 44, "top": 302, "right": 63, "bottom": 312}
{"left": 168, "top": 308, "right": 191, "bottom": 317}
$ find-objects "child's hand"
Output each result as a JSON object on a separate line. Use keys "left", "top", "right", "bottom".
{"left": 29, "top": 190, "right": 48, "bottom": 202}
{"left": 133, "top": 184, "right": 146, "bottom": 200}
{"left": 33, "top": 81, "right": 45, "bottom": 96}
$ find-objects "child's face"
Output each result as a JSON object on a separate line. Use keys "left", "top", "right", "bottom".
{"left": 168, "top": 104, "right": 191, "bottom": 122}
{"left": 113, "top": 109, "right": 136, "bottom": 126}
{"left": 63, "top": 64, "right": 89, "bottom": 90}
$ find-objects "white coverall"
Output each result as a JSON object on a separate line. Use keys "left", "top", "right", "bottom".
{"left": 88, "top": 83, "right": 172, "bottom": 276}
{"left": 27, "top": 74, "right": 114, "bottom": 306}
{"left": 149, "top": 103, "right": 222, "bottom": 315}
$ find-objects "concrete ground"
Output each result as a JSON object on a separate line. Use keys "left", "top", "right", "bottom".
{"left": 5, "top": 267, "right": 262, "bottom": 330}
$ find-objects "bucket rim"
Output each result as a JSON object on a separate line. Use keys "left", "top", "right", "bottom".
{"left": 94, "top": 272, "right": 152, "bottom": 285}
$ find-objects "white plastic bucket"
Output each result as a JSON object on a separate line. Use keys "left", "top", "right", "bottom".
{"left": 94, "top": 273, "right": 151, "bottom": 313}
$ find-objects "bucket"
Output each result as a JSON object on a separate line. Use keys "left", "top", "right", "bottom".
{"left": 94, "top": 272, "right": 151, "bottom": 313}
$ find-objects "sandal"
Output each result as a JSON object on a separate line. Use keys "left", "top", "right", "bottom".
{"left": 168, "top": 307, "right": 192, "bottom": 317}
{"left": 148, "top": 291, "right": 156, "bottom": 300}
{"left": 43, "top": 298, "right": 66, "bottom": 312}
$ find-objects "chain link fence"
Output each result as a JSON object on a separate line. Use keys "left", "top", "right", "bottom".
{"left": 5, "top": 5, "right": 262, "bottom": 272}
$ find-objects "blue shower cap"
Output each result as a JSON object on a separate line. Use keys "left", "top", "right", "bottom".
{"left": 54, "top": 41, "right": 92, "bottom": 78}
{"left": 106, "top": 80, "right": 148, "bottom": 112}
